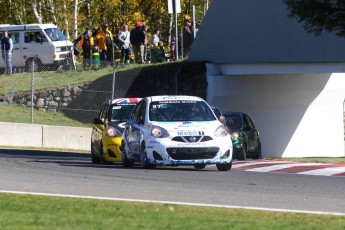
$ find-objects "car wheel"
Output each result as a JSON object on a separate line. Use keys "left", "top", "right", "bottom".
{"left": 194, "top": 164, "right": 206, "bottom": 169}
{"left": 237, "top": 146, "right": 247, "bottom": 160}
{"left": 252, "top": 143, "right": 262, "bottom": 159}
{"left": 99, "top": 142, "right": 105, "bottom": 164}
{"left": 216, "top": 162, "right": 232, "bottom": 171}
{"left": 140, "top": 144, "right": 156, "bottom": 169}
{"left": 91, "top": 142, "right": 100, "bottom": 164}
{"left": 121, "top": 143, "right": 134, "bottom": 168}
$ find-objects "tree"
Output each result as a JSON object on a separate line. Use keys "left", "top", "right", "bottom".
{"left": 283, "top": 0, "right": 345, "bottom": 37}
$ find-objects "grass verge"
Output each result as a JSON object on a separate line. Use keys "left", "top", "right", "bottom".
{"left": 0, "top": 103, "right": 90, "bottom": 127}
{"left": 0, "top": 193, "right": 344, "bottom": 230}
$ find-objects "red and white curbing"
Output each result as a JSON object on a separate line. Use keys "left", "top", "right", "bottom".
{"left": 232, "top": 160, "right": 345, "bottom": 177}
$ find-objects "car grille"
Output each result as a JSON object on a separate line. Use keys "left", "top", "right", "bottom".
{"left": 171, "top": 136, "right": 213, "bottom": 143}
{"left": 166, "top": 147, "right": 219, "bottom": 160}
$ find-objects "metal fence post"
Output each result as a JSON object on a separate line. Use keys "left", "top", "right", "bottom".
{"left": 112, "top": 66, "right": 116, "bottom": 99}
{"left": 30, "top": 58, "right": 35, "bottom": 124}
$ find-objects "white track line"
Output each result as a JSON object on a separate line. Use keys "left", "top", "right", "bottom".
{"left": 0, "top": 190, "right": 344, "bottom": 216}
{"left": 246, "top": 163, "right": 324, "bottom": 172}
{"left": 297, "top": 167, "right": 345, "bottom": 176}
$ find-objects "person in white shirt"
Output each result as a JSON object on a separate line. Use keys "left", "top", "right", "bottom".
{"left": 118, "top": 24, "right": 131, "bottom": 64}
{"left": 151, "top": 30, "right": 160, "bottom": 47}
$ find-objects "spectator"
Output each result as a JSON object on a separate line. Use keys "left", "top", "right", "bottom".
{"left": 1, "top": 31, "right": 13, "bottom": 74}
{"left": 118, "top": 24, "right": 131, "bottom": 64}
{"left": 182, "top": 19, "right": 193, "bottom": 58}
{"left": 151, "top": 29, "right": 160, "bottom": 47}
{"left": 130, "top": 21, "right": 145, "bottom": 64}
{"left": 157, "top": 41, "right": 166, "bottom": 62}
{"left": 79, "top": 27, "right": 94, "bottom": 69}
{"left": 169, "top": 36, "right": 176, "bottom": 60}
{"left": 96, "top": 24, "right": 113, "bottom": 67}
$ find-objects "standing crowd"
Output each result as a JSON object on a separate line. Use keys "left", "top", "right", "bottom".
{"left": 74, "top": 19, "right": 196, "bottom": 69}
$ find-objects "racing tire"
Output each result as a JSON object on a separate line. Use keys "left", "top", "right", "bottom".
{"left": 140, "top": 144, "right": 156, "bottom": 169}
{"left": 237, "top": 146, "right": 247, "bottom": 161}
{"left": 216, "top": 162, "right": 232, "bottom": 171}
{"left": 91, "top": 142, "right": 101, "bottom": 164}
{"left": 252, "top": 143, "right": 262, "bottom": 159}
{"left": 194, "top": 164, "right": 206, "bottom": 170}
{"left": 121, "top": 144, "right": 134, "bottom": 168}
{"left": 99, "top": 142, "right": 105, "bottom": 164}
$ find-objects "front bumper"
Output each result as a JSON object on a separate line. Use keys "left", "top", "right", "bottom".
{"left": 145, "top": 136, "right": 232, "bottom": 165}
{"left": 103, "top": 136, "right": 122, "bottom": 162}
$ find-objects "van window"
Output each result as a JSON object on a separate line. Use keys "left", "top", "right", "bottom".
{"left": 0, "top": 32, "right": 19, "bottom": 44}
{"left": 10, "top": 32, "right": 20, "bottom": 44}
{"left": 24, "top": 31, "right": 47, "bottom": 43}
{"left": 44, "top": 28, "right": 66, "bottom": 41}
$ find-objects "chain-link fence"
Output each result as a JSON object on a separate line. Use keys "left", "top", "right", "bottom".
{"left": 0, "top": 55, "right": 144, "bottom": 128}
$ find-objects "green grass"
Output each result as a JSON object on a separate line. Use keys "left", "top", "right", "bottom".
{"left": 0, "top": 62, "right": 180, "bottom": 96}
{"left": 0, "top": 193, "right": 344, "bottom": 230}
{"left": 0, "top": 103, "right": 90, "bottom": 127}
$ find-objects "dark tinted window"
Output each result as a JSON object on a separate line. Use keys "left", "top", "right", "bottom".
{"left": 225, "top": 114, "right": 242, "bottom": 130}
{"left": 109, "top": 104, "right": 137, "bottom": 122}
{"left": 149, "top": 100, "right": 216, "bottom": 122}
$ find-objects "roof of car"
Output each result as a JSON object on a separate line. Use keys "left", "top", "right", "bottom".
{"left": 110, "top": 98, "right": 142, "bottom": 104}
{"left": 149, "top": 95, "right": 204, "bottom": 102}
{"left": 223, "top": 112, "right": 245, "bottom": 116}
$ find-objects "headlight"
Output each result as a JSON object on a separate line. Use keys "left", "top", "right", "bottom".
{"left": 214, "top": 125, "right": 228, "bottom": 137}
{"left": 55, "top": 47, "right": 61, "bottom": 52}
{"left": 231, "top": 132, "right": 240, "bottom": 140}
{"left": 151, "top": 125, "right": 169, "bottom": 138}
{"left": 106, "top": 125, "right": 121, "bottom": 137}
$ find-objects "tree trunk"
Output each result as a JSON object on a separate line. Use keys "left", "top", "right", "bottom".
{"left": 32, "top": 0, "right": 43, "bottom": 23}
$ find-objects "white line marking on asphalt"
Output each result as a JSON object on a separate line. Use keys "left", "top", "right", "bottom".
{"left": 246, "top": 163, "right": 324, "bottom": 172}
{"left": 297, "top": 167, "right": 345, "bottom": 176}
{"left": 0, "top": 190, "right": 344, "bottom": 216}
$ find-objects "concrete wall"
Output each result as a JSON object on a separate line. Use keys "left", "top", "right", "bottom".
{"left": 189, "top": 0, "right": 345, "bottom": 63}
{"left": 207, "top": 64, "right": 345, "bottom": 158}
{"left": 0, "top": 122, "right": 91, "bottom": 151}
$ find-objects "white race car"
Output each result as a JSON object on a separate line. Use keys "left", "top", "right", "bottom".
{"left": 122, "top": 95, "right": 233, "bottom": 171}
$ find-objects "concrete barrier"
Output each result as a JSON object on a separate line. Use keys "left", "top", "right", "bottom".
{"left": 0, "top": 122, "right": 91, "bottom": 151}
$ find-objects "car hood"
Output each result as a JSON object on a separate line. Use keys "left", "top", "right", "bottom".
{"left": 150, "top": 120, "right": 224, "bottom": 136}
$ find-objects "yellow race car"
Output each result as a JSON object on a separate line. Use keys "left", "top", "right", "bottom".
{"left": 91, "top": 98, "right": 141, "bottom": 164}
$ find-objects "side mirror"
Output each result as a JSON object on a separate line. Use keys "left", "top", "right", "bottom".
{"left": 219, "top": 115, "right": 226, "bottom": 124}
{"left": 93, "top": 117, "right": 103, "bottom": 124}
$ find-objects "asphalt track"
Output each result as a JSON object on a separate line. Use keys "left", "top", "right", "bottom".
{"left": 0, "top": 149, "right": 345, "bottom": 216}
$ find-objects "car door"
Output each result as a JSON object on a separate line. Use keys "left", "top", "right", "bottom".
{"left": 8, "top": 31, "right": 22, "bottom": 68}
{"left": 132, "top": 100, "right": 147, "bottom": 160}
{"left": 243, "top": 114, "right": 257, "bottom": 152}
{"left": 91, "top": 103, "right": 108, "bottom": 155}
{"left": 22, "top": 30, "right": 51, "bottom": 67}
{"left": 126, "top": 100, "right": 146, "bottom": 159}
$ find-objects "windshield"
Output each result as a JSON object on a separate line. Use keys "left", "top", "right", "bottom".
{"left": 149, "top": 100, "right": 216, "bottom": 122}
{"left": 109, "top": 104, "right": 136, "bottom": 122}
{"left": 224, "top": 114, "right": 242, "bottom": 130}
{"left": 44, "top": 28, "right": 67, "bottom": 41}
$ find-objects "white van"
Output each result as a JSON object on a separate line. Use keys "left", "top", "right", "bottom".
{"left": 0, "top": 24, "right": 73, "bottom": 72}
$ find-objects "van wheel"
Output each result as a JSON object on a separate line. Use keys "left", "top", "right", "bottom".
{"left": 26, "top": 58, "right": 42, "bottom": 72}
